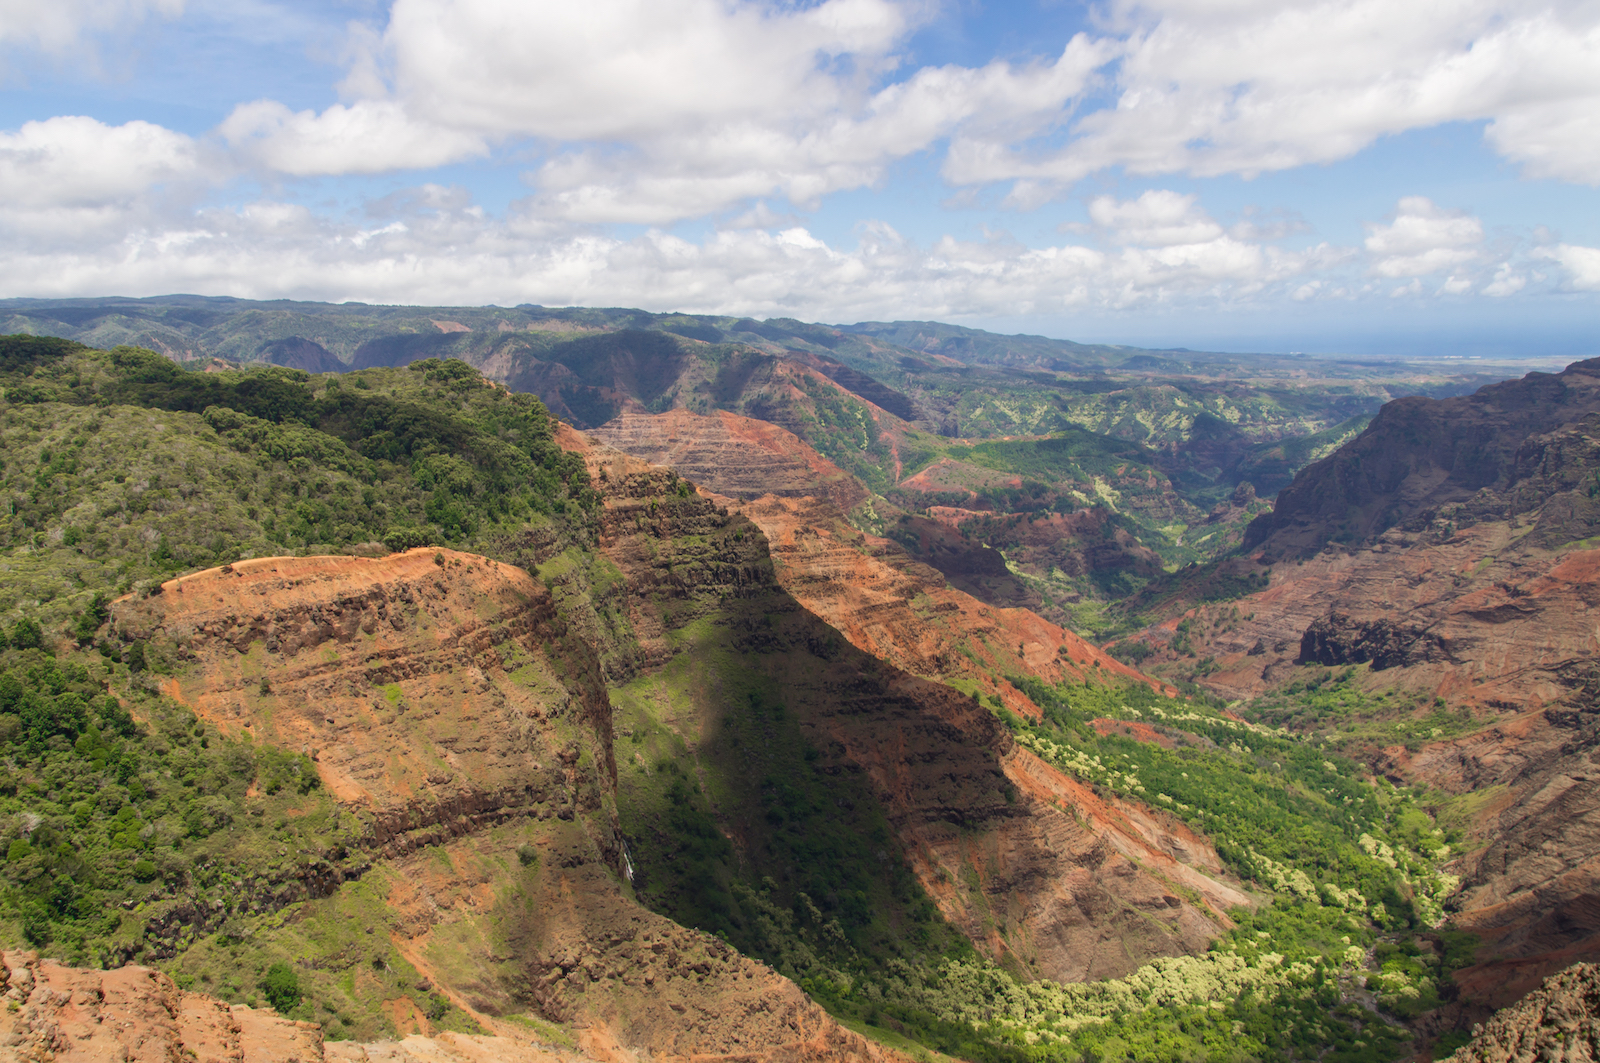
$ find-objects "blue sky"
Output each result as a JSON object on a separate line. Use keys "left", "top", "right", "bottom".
{"left": 0, "top": 0, "right": 1597, "bottom": 357}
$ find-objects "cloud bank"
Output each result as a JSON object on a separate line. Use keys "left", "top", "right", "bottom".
{"left": 1, "top": 0, "right": 1598, "bottom": 323}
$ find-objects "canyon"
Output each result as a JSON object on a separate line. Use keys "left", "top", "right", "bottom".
{"left": 1, "top": 327, "right": 1595, "bottom": 1059}
{"left": 1116, "top": 360, "right": 1600, "bottom": 1008}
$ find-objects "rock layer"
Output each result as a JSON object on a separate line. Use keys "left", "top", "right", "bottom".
{"left": 109, "top": 550, "right": 900, "bottom": 1063}
{"left": 0, "top": 948, "right": 323, "bottom": 1063}
{"left": 592, "top": 408, "right": 868, "bottom": 514}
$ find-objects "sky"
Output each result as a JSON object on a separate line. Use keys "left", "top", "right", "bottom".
{"left": 0, "top": 0, "right": 1597, "bottom": 356}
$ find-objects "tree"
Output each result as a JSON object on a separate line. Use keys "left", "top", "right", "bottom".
{"left": 10, "top": 619, "right": 41, "bottom": 650}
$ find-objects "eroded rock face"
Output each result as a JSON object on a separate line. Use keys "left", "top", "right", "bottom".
{"left": 113, "top": 548, "right": 617, "bottom": 854}
{"left": 1298, "top": 611, "right": 1453, "bottom": 670}
{"left": 0, "top": 948, "right": 899, "bottom": 1063}
{"left": 562, "top": 430, "right": 1246, "bottom": 983}
{"left": 591, "top": 408, "right": 868, "bottom": 514}
{"left": 1444, "top": 962, "right": 1599, "bottom": 1063}
{"left": 736, "top": 493, "right": 1168, "bottom": 719}
{"left": 0, "top": 948, "right": 322, "bottom": 1063}
{"left": 109, "top": 550, "right": 898, "bottom": 1063}
{"left": 1243, "top": 359, "right": 1600, "bottom": 559}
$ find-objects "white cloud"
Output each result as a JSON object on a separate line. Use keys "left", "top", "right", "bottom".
{"left": 0, "top": 183, "right": 1335, "bottom": 317}
{"left": 1364, "top": 196, "right": 1483, "bottom": 278}
{"left": 0, "top": 0, "right": 182, "bottom": 54}
{"left": 950, "top": 0, "right": 1600, "bottom": 195}
{"left": 1540, "top": 244, "right": 1600, "bottom": 291}
{"left": 220, "top": 99, "right": 487, "bottom": 176}
{"left": 203, "top": 0, "right": 1600, "bottom": 223}
{"left": 219, "top": 0, "right": 923, "bottom": 188}
{"left": 1481, "top": 263, "right": 1525, "bottom": 297}
{"left": 380, "top": 0, "right": 908, "bottom": 141}
{"left": 0, "top": 116, "right": 203, "bottom": 237}
{"left": 1087, "top": 190, "right": 1224, "bottom": 246}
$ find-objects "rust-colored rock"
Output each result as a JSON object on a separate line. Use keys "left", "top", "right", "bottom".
{"left": 0, "top": 948, "right": 903, "bottom": 1063}
{"left": 1443, "top": 962, "right": 1600, "bottom": 1063}
{"left": 592, "top": 409, "right": 868, "bottom": 514}
{"left": 0, "top": 949, "right": 321, "bottom": 1063}
{"left": 113, "top": 548, "right": 618, "bottom": 848}
{"left": 108, "top": 551, "right": 906, "bottom": 1063}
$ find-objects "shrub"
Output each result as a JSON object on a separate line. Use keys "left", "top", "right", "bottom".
{"left": 259, "top": 963, "right": 301, "bottom": 1013}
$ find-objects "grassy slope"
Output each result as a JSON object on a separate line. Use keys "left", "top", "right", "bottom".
{"left": 0, "top": 641, "right": 502, "bottom": 1040}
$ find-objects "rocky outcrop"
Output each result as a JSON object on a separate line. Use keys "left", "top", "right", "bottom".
{"left": 0, "top": 948, "right": 323, "bottom": 1063}
{"left": 1297, "top": 611, "right": 1453, "bottom": 669}
{"left": 109, "top": 550, "right": 898, "bottom": 1063}
{"left": 1244, "top": 358, "right": 1600, "bottom": 559}
{"left": 1444, "top": 962, "right": 1599, "bottom": 1063}
{"left": 0, "top": 947, "right": 898, "bottom": 1063}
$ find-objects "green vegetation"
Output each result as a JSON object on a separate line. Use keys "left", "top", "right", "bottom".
{"left": 0, "top": 336, "right": 593, "bottom": 632}
{"left": 1252, "top": 666, "right": 1486, "bottom": 754}
{"left": 1009, "top": 678, "right": 1459, "bottom": 925}
{"left": 0, "top": 647, "right": 327, "bottom": 965}
{"left": 945, "top": 431, "right": 1158, "bottom": 488}
{"left": 613, "top": 645, "right": 972, "bottom": 1019}
{"left": 793, "top": 374, "right": 907, "bottom": 493}
{"left": 260, "top": 962, "right": 302, "bottom": 1013}
{"left": 0, "top": 638, "right": 481, "bottom": 1037}
{"left": 1231, "top": 415, "right": 1373, "bottom": 497}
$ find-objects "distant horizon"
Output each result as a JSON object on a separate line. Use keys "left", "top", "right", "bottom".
{"left": 3, "top": 290, "right": 1590, "bottom": 368}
